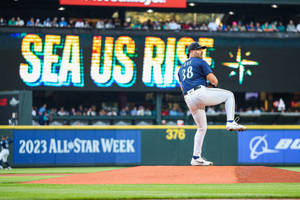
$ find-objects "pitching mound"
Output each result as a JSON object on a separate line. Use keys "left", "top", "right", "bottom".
{"left": 26, "top": 166, "right": 300, "bottom": 184}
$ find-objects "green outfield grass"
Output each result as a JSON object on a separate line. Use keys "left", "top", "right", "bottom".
{"left": 0, "top": 167, "right": 300, "bottom": 200}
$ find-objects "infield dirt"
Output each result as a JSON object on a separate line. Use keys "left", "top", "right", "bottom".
{"left": 25, "top": 166, "right": 300, "bottom": 184}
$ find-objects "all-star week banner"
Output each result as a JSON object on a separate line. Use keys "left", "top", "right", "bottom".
{"left": 0, "top": 31, "right": 300, "bottom": 92}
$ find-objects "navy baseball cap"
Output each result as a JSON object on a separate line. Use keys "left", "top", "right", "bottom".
{"left": 187, "top": 42, "right": 207, "bottom": 53}
{"left": 187, "top": 42, "right": 207, "bottom": 58}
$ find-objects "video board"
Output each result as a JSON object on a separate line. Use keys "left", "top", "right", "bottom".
{"left": 0, "top": 30, "right": 300, "bottom": 92}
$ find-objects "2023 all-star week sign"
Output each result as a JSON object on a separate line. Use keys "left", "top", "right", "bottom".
{"left": 60, "top": 0, "right": 187, "bottom": 8}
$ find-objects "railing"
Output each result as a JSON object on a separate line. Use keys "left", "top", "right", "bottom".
{"left": 33, "top": 112, "right": 300, "bottom": 125}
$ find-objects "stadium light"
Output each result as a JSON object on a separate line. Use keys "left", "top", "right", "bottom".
{"left": 58, "top": 7, "right": 66, "bottom": 11}
{"left": 147, "top": 9, "right": 153, "bottom": 13}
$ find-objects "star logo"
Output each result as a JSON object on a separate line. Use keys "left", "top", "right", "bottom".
{"left": 222, "top": 48, "right": 259, "bottom": 84}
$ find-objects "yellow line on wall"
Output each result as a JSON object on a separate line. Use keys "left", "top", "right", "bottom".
{"left": 0, "top": 125, "right": 300, "bottom": 130}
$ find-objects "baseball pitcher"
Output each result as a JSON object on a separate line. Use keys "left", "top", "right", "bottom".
{"left": 178, "top": 42, "right": 246, "bottom": 166}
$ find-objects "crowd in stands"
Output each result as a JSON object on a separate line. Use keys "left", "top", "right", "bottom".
{"left": 33, "top": 96, "right": 300, "bottom": 125}
{"left": 2, "top": 16, "right": 300, "bottom": 33}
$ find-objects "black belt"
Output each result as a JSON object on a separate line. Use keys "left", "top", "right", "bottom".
{"left": 183, "top": 85, "right": 202, "bottom": 95}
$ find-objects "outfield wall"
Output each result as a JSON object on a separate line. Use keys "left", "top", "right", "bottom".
{"left": 0, "top": 125, "right": 299, "bottom": 167}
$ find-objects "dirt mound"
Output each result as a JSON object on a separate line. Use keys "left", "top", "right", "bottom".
{"left": 25, "top": 166, "right": 300, "bottom": 184}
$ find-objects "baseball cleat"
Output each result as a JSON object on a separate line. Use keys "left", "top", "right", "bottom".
{"left": 226, "top": 121, "right": 246, "bottom": 131}
{"left": 191, "top": 157, "right": 213, "bottom": 166}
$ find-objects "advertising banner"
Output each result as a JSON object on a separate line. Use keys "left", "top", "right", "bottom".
{"left": 60, "top": 0, "right": 187, "bottom": 8}
{"left": 13, "top": 130, "right": 141, "bottom": 165}
{"left": 238, "top": 130, "right": 300, "bottom": 164}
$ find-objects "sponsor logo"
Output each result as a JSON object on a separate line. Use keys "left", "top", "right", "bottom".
{"left": 249, "top": 135, "right": 278, "bottom": 160}
{"left": 249, "top": 135, "right": 300, "bottom": 160}
{"left": 0, "top": 98, "right": 7, "bottom": 106}
{"left": 9, "top": 97, "right": 19, "bottom": 106}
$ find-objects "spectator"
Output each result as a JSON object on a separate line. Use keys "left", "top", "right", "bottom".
{"left": 87, "top": 107, "right": 96, "bottom": 116}
{"left": 43, "top": 18, "right": 52, "bottom": 27}
{"left": 190, "top": 21, "right": 199, "bottom": 30}
{"left": 296, "top": 21, "right": 300, "bottom": 32}
{"left": 286, "top": 20, "right": 297, "bottom": 32}
{"left": 105, "top": 19, "right": 115, "bottom": 29}
{"left": 130, "top": 106, "right": 137, "bottom": 116}
{"left": 207, "top": 107, "right": 216, "bottom": 114}
{"left": 208, "top": 20, "right": 218, "bottom": 31}
{"left": 98, "top": 108, "right": 106, "bottom": 116}
{"left": 277, "top": 98, "right": 286, "bottom": 112}
{"left": 16, "top": 17, "right": 24, "bottom": 26}
{"left": 137, "top": 105, "right": 145, "bottom": 116}
{"left": 96, "top": 19, "right": 105, "bottom": 29}
{"left": 277, "top": 21, "right": 285, "bottom": 32}
{"left": 120, "top": 106, "right": 129, "bottom": 116}
{"left": 247, "top": 21, "right": 256, "bottom": 32}
{"left": 177, "top": 108, "right": 184, "bottom": 116}
{"left": 8, "top": 17, "right": 16, "bottom": 26}
{"left": 238, "top": 21, "right": 246, "bottom": 32}
{"left": 161, "top": 107, "right": 169, "bottom": 116}
{"left": 75, "top": 18, "right": 85, "bottom": 28}
{"left": 35, "top": 18, "right": 43, "bottom": 27}
{"left": 114, "top": 18, "right": 122, "bottom": 28}
{"left": 39, "top": 104, "right": 47, "bottom": 116}
{"left": 142, "top": 21, "right": 150, "bottom": 30}
{"left": 107, "top": 108, "right": 117, "bottom": 116}
{"left": 161, "top": 21, "right": 168, "bottom": 30}
{"left": 199, "top": 23, "right": 208, "bottom": 31}
{"left": 144, "top": 107, "right": 152, "bottom": 116}
{"left": 58, "top": 107, "right": 68, "bottom": 116}
{"left": 153, "top": 20, "right": 161, "bottom": 30}
{"left": 253, "top": 107, "right": 262, "bottom": 114}
{"left": 59, "top": 17, "right": 68, "bottom": 27}
{"left": 168, "top": 19, "right": 181, "bottom": 30}
{"left": 52, "top": 17, "right": 59, "bottom": 27}
{"left": 261, "top": 22, "right": 273, "bottom": 32}
{"left": 0, "top": 17, "right": 6, "bottom": 26}
{"left": 255, "top": 22, "right": 262, "bottom": 32}
{"left": 70, "top": 107, "right": 76, "bottom": 116}
{"left": 245, "top": 107, "right": 254, "bottom": 114}
{"left": 26, "top": 18, "right": 35, "bottom": 26}
{"left": 77, "top": 105, "right": 84, "bottom": 115}
{"left": 38, "top": 104, "right": 48, "bottom": 125}
{"left": 219, "top": 23, "right": 228, "bottom": 31}
{"left": 132, "top": 21, "right": 142, "bottom": 29}
{"left": 169, "top": 107, "right": 178, "bottom": 116}
{"left": 32, "top": 107, "right": 37, "bottom": 117}
{"left": 123, "top": 21, "right": 131, "bottom": 29}
{"left": 181, "top": 20, "right": 191, "bottom": 30}
{"left": 271, "top": 21, "right": 279, "bottom": 32}
{"left": 230, "top": 21, "right": 239, "bottom": 32}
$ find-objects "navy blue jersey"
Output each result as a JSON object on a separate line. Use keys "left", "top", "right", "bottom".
{"left": 178, "top": 57, "right": 212, "bottom": 93}
{"left": 0, "top": 139, "right": 12, "bottom": 149}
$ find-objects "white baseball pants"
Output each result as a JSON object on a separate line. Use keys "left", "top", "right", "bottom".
{"left": 0, "top": 149, "right": 9, "bottom": 162}
{"left": 184, "top": 86, "right": 235, "bottom": 157}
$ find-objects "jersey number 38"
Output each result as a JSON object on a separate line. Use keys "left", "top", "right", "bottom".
{"left": 182, "top": 66, "right": 193, "bottom": 81}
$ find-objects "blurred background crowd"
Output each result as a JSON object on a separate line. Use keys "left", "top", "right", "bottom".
{"left": 1, "top": 16, "right": 300, "bottom": 33}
